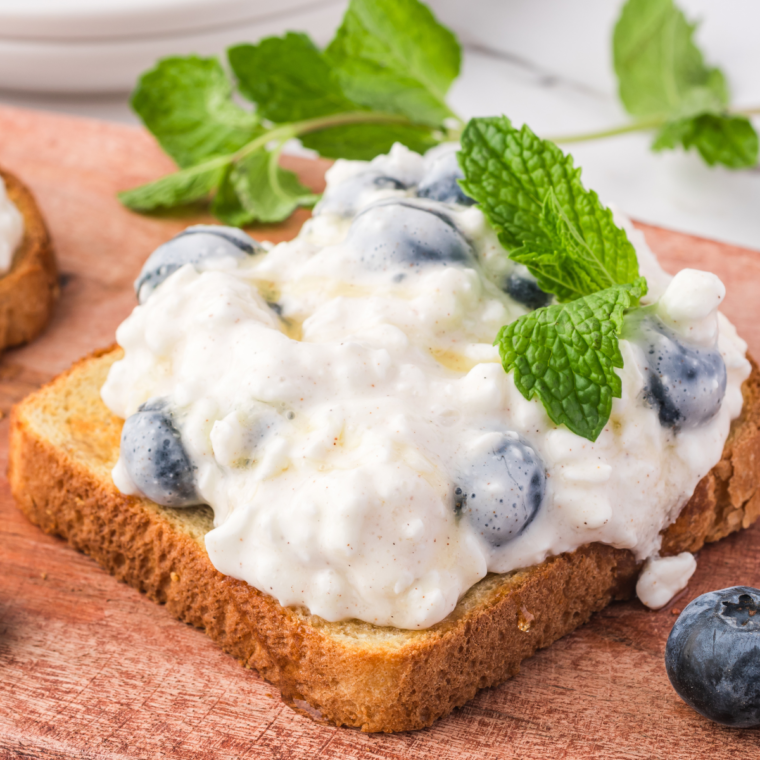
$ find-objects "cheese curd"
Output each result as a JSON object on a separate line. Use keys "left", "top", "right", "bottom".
{"left": 0, "top": 176, "right": 23, "bottom": 274}
{"left": 101, "top": 144, "right": 750, "bottom": 629}
{"left": 636, "top": 552, "right": 697, "bottom": 610}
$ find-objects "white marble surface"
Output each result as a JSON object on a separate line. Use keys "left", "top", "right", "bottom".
{"left": 437, "top": 0, "right": 760, "bottom": 251}
{"left": 1, "top": 0, "right": 758, "bottom": 249}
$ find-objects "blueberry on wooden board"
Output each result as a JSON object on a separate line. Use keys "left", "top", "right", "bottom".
{"left": 638, "top": 317, "right": 727, "bottom": 430}
{"left": 346, "top": 200, "right": 475, "bottom": 271}
{"left": 455, "top": 433, "right": 545, "bottom": 546}
{"left": 135, "top": 225, "right": 263, "bottom": 302}
{"left": 417, "top": 149, "right": 475, "bottom": 206}
{"left": 121, "top": 398, "right": 201, "bottom": 507}
{"left": 314, "top": 171, "right": 409, "bottom": 217}
{"left": 665, "top": 586, "right": 760, "bottom": 727}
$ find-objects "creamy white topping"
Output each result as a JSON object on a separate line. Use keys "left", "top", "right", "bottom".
{"left": 657, "top": 269, "right": 725, "bottom": 346}
{"left": 101, "top": 144, "right": 751, "bottom": 629}
{"left": 0, "top": 177, "right": 23, "bottom": 275}
{"left": 636, "top": 552, "right": 697, "bottom": 609}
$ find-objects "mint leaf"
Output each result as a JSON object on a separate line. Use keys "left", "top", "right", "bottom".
{"left": 211, "top": 166, "right": 254, "bottom": 227}
{"left": 612, "top": 0, "right": 758, "bottom": 170}
{"left": 229, "top": 33, "right": 356, "bottom": 122}
{"left": 458, "top": 116, "right": 640, "bottom": 299}
{"left": 325, "top": 0, "right": 460, "bottom": 127}
{"left": 301, "top": 122, "right": 437, "bottom": 160}
{"left": 653, "top": 113, "right": 759, "bottom": 168}
{"left": 495, "top": 278, "right": 647, "bottom": 442}
{"left": 131, "top": 56, "right": 261, "bottom": 169}
{"left": 509, "top": 191, "right": 624, "bottom": 301}
{"left": 119, "top": 159, "right": 228, "bottom": 211}
{"left": 229, "top": 31, "right": 438, "bottom": 159}
{"left": 121, "top": 1, "right": 468, "bottom": 224}
{"left": 613, "top": 0, "right": 728, "bottom": 120}
{"left": 213, "top": 150, "right": 318, "bottom": 226}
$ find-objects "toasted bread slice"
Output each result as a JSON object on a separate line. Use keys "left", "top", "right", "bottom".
{"left": 0, "top": 168, "right": 58, "bottom": 352}
{"left": 8, "top": 347, "right": 760, "bottom": 732}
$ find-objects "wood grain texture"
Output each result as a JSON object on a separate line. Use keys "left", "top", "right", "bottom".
{"left": 0, "top": 104, "right": 759, "bottom": 758}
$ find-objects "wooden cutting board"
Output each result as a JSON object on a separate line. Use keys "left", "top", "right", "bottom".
{"left": 0, "top": 105, "right": 759, "bottom": 760}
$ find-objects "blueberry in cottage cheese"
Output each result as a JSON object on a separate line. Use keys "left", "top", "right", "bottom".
{"left": 503, "top": 269, "right": 551, "bottom": 310}
{"left": 135, "top": 224, "right": 264, "bottom": 303}
{"left": 314, "top": 171, "right": 410, "bottom": 217}
{"left": 0, "top": 176, "right": 24, "bottom": 275}
{"left": 120, "top": 398, "right": 201, "bottom": 507}
{"left": 455, "top": 432, "right": 545, "bottom": 546}
{"left": 665, "top": 586, "right": 760, "bottom": 727}
{"left": 636, "top": 316, "right": 727, "bottom": 431}
{"left": 101, "top": 142, "right": 751, "bottom": 630}
{"left": 417, "top": 144, "right": 475, "bottom": 206}
{"left": 346, "top": 199, "right": 475, "bottom": 271}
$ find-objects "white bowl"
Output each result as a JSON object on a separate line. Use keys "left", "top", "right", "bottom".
{"left": 0, "top": 0, "right": 344, "bottom": 40}
{"left": 0, "top": 1, "right": 346, "bottom": 93}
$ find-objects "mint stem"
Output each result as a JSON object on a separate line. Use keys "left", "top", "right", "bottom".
{"left": 547, "top": 106, "right": 760, "bottom": 145}
{"left": 235, "top": 110, "right": 465, "bottom": 162}
{"left": 234, "top": 110, "right": 424, "bottom": 161}
{"left": 547, "top": 116, "right": 665, "bottom": 144}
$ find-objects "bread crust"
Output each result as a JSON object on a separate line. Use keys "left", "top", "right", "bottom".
{"left": 0, "top": 168, "right": 58, "bottom": 352}
{"left": 8, "top": 348, "right": 760, "bottom": 733}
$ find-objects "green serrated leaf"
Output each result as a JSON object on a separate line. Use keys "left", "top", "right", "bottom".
{"left": 301, "top": 121, "right": 438, "bottom": 160}
{"left": 131, "top": 56, "right": 261, "bottom": 169}
{"left": 229, "top": 33, "right": 357, "bottom": 123}
{"left": 215, "top": 150, "right": 319, "bottom": 226}
{"left": 325, "top": 0, "right": 460, "bottom": 127}
{"left": 653, "top": 113, "right": 759, "bottom": 168}
{"left": 228, "top": 31, "right": 439, "bottom": 160}
{"left": 211, "top": 165, "right": 255, "bottom": 226}
{"left": 119, "top": 159, "right": 228, "bottom": 211}
{"left": 509, "top": 191, "right": 623, "bottom": 301}
{"left": 458, "top": 116, "right": 640, "bottom": 299}
{"left": 613, "top": 0, "right": 728, "bottom": 120}
{"left": 495, "top": 278, "right": 647, "bottom": 442}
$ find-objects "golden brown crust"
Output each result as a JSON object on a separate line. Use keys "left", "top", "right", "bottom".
{"left": 8, "top": 349, "right": 760, "bottom": 732}
{"left": 0, "top": 168, "right": 58, "bottom": 352}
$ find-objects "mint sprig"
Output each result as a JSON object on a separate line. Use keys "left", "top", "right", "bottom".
{"left": 459, "top": 116, "right": 640, "bottom": 301}
{"left": 547, "top": 0, "right": 758, "bottom": 169}
{"left": 459, "top": 115, "right": 648, "bottom": 441}
{"left": 611, "top": 0, "right": 758, "bottom": 168}
{"left": 121, "top": 0, "right": 759, "bottom": 228}
{"left": 495, "top": 278, "right": 647, "bottom": 442}
{"left": 119, "top": 0, "right": 461, "bottom": 224}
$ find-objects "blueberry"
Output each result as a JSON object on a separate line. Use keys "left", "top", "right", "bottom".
{"left": 637, "top": 317, "right": 727, "bottom": 430}
{"left": 455, "top": 433, "right": 546, "bottom": 546}
{"left": 345, "top": 200, "right": 475, "bottom": 272}
{"left": 313, "top": 171, "right": 408, "bottom": 217}
{"left": 665, "top": 586, "right": 760, "bottom": 727}
{"left": 135, "top": 225, "right": 263, "bottom": 303}
{"left": 121, "top": 398, "right": 201, "bottom": 507}
{"left": 418, "top": 149, "right": 475, "bottom": 206}
{"left": 504, "top": 271, "right": 551, "bottom": 310}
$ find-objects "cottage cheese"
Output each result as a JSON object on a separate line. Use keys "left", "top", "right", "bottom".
{"left": 636, "top": 552, "right": 697, "bottom": 609}
{"left": 0, "top": 176, "right": 23, "bottom": 274}
{"left": 101, "top": 144, "right": 750, "bottom": 629}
